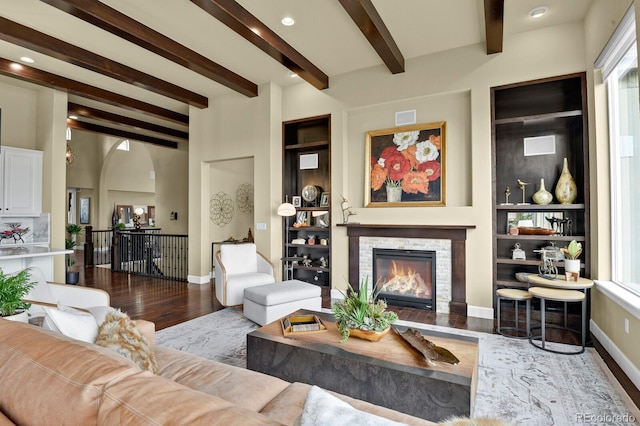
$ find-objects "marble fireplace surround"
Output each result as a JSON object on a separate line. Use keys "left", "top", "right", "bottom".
{"left": 340, "top": 224, "right": 475, "bottom": 316}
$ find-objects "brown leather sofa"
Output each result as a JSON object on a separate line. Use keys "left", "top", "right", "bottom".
{"left": 0, "top": 318, "right": 435, "bottom": 425}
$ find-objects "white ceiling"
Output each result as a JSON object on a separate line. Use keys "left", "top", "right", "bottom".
{"left": 0, "top": 0, "right": 594, "bottom": 127}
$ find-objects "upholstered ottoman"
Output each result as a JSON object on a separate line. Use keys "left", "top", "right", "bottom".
{"left": 243, "top": 280, "right": 322, "bottom": 326}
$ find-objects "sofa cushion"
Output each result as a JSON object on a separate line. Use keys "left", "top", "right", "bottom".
{"left": 99, "top": 371, "right": 282, "bottom": 425}
{"left": 154, "top": 346, "right": 290, "bottom": 412}
{"left": 41, "top": 305, "right": 99, "bottom": 343}
{"left": 0, "top": 319, "right": 140, "bottom": 426}
{"left": 0, "top": 410, "right": 16, "bottom": 426}
{"left": 259, "top": 382, "right": 436, "bottom": 426}
{"left": 300, "top": 385, "right": 406, "bottom": 426}
{"left": 221, "top": 244, "right": 258, "bottom": 274}
{"left": 95, "top": 309, "right": 158, "bottom": 373}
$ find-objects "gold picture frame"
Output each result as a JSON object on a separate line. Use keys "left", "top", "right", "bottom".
{"left": 365, "top": 121, "right": 445, "bottom": 207}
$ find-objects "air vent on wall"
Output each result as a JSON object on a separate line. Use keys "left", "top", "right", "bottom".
{"left": 395, "top": 110, "right": 416, "bottom": 126}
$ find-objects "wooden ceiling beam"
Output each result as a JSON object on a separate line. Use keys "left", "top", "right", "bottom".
{"left": 68, "top": 103, "right": 189, "bottom": 141}
{"left": 67, "top": 119, "right": 179, "bottom": 149}
{"left": 0, "top": 17, "right": 208, "bottom": 108}
{"left": 337, "top": 0, "right": 404, "bottom": 74}
{"left": 40, "top": 0, "right": 258, "bottom": 98}
{"left": 190, "top": 0, "right": 329, "bottom": 90}
{"left": 484, "top": 0, "right": 504, "bottom": 54}
{"left": 0, "top": 58, "right": 188, "bottom": 125}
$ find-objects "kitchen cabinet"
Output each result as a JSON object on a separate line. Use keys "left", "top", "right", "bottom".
{"left": 0, "top": 147, "right": 43, "bottom": 216}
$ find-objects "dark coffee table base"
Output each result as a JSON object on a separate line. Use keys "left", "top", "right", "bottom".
{"left": 247, "top": 311, "right": 478, "bottom": 422}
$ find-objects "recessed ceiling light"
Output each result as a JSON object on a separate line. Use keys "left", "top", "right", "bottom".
{"left": 288, "top": 71, "right": 298, "bottom": 78}
{"left": 68, "top": 115, "right": 78, "bottom": 120}
{"left": 20, "top": 56, "right": 34, "bottom": 63}
{"left": 281, "top": 16, "right": 295, "bottom": 26}
{"left": 529, "top": 6, "right": 548, "bottom": 19}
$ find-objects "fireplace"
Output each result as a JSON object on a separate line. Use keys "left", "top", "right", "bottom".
{"left": 373, "top": 248, "right": 436, "bottom": 310}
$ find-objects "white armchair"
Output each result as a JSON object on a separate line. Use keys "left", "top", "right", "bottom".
{"left": 214, "top": 243, "right": 275, "bottom": 306}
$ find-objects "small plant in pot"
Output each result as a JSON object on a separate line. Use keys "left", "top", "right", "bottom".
{"left": 65, "top": 224, "right": 83, "bottom": 285}
{"left": 561, "top": 239, "right": 582, "bottom": 280}
{"left": 0, "top": 268, "right": 36, "bottom": 323}
{"left": 331, "top": 277, "right": 398, "bottom": 343}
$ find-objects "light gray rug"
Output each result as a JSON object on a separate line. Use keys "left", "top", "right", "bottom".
{"left": 156, "top": 308, "right": 639, "bottom": 426}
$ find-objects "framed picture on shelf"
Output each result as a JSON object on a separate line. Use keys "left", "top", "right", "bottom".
{"left": 295, "top": 211, "right": 307, "bottom": 225}
{"left": 320, "top": 192, "right": 330, "bottom": 207}
{"left": 365, "top": 121, "right": 446, "bottom": 207}
{"left": 292, "top": 196, "right": 302, "bottom": 208}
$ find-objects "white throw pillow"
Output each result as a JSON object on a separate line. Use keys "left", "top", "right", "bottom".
{"left": 86, "top": 305, "right": 116, "bottom": 326}
{"left": 299, "top": 386, "right": 406, "bottom": 426}
{"left": 41, "top": 306, "right": 99, "bottom": 343}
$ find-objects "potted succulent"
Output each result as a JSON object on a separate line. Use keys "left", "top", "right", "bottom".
{"left": 331, "top": 277, "right": 398, "bottom": 343}
{"left": 561, "top": 239, "right": 582, "bottom": 277}
{"left": 65, "top": 224, "right": 83, "bottom": 284}
{"left": 0, "top": 268, "right": 36, "bottom": 322}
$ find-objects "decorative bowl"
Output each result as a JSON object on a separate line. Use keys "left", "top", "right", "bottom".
{"left": 348, "top": 327, "right": 390, "bottom": 342}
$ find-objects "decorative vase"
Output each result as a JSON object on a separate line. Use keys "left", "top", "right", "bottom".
{"left": 532, "top": 178, "right": 553, "bottom": 205}
{"left": 111, "top": 204, "right": 119, "bottom": 226}
{"left": 348, "top": 327, "right": 390, "bottom": 342}
{"left": 555, "top": 158, "right": 577, "bottom": 204}
{"left": 386, "top": 185, "right": 402, "bottom": 203}
{"left": 3, "top": 311, "right": 29, "bottom": 323}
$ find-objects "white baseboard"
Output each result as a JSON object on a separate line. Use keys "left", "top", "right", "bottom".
{"left": 467, "top": 304, "right": 494, "bottom": 319}
{"left": 590, "top": 319, "right": 640, "bottom": 391}
{"left": 187, "top": 275, "right": 210, "bottom": 285}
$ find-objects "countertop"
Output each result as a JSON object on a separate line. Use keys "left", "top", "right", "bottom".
{"left": 0, "top": 246, "right": 72, "bottom": 260}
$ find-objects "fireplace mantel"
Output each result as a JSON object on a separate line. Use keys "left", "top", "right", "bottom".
{"left": 338, "top": 223, "right": 476, "bottom": 315}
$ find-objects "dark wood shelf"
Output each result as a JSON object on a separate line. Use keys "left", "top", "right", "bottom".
{"left": 283, "top": 114, "right": 331, "bottom": 286}
{"left": 496, "top": 234, "right": 585, "bottom": 241}
{"left": 494, "top": 109, "right": 582, "bottom": 125}
{"left": 496, "top": 203, "right": 585, "bottom": 210}
{"left": 491, "top": 73, "right": 590, "bottom": 318}
{"left": 284, "top": 140, "right": 329, "bottom": 150}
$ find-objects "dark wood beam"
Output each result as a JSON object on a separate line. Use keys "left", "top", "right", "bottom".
{"left": 190, "top": 0, "right": 329, "bottom": 90}
{"left": 0, "top": 17, "right": 208, "bottom": 108}
{"left": 484, "top": 0, "right": 504, "bottom": 54}
{"left": 0, "top": 58, "right": 188, "bottom": 125}
{"left": 40, "top": 0, "right": 258, "bottom": 98}
{"left": 67, "top": 119, "right": 179, "bottom": 149}
{"left": 337, "top": 0, "right": 404, "bottom": 74}
{"left": 68, "top": 103, "right": 188, "bottom": 140}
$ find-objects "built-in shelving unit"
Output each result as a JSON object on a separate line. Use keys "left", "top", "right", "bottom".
{"left": 282, "top": 115, "right": 331, "bottom": 286}
{"left": 491, "top": 73, "right": 590, "bottom": 292}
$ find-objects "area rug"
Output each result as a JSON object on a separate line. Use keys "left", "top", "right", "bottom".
{"left": 156, "top": 308, "right": 639, "bottom": 426}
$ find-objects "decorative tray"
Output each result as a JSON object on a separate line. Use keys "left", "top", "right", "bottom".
{"left": 281, "top": 315, "right": 327, "bottom": 336}
{"left": 517, "top": 227, "right": 555, "bottom": 235}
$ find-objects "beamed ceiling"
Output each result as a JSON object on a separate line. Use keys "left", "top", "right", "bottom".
{"left": 0, "top": 0, "right": 593, "bottom": 148}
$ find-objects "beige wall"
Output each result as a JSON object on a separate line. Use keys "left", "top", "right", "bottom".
{"left": 209, "top": 157, "right": 254, "bottom": 244}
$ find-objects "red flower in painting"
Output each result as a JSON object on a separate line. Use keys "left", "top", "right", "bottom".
{"left": 370, "top": 164, "right": 388, "bottom": 191}
{"left": 401, "top": 171, "right": 429, "bottom": 194}
{"left": 418, "top": 160, "right": 441, "bottom": 181}
{"left": 384, "top": 153, "right": 411, "bottom": 181}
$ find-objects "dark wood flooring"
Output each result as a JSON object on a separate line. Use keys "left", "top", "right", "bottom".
{"left": 74, "top": 256, "right": 639, "bottom": 407}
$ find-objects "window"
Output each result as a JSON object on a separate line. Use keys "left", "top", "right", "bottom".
{"left": 597, "top": 6, "right": 640, "bottom": 295}
{"left": 117, "top": 139, "right": 130, "bottom": 151}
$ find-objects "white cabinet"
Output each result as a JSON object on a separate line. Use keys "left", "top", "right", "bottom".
{"left": 0, "top": 147, "right": 43, "bottom": 216}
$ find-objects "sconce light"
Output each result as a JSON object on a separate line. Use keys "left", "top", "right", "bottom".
{"left": 65, "top": 144, "right": 74, "bottom": 166}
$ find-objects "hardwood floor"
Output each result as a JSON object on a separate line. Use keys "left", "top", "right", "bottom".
{"left": 74, "top": 258, "right": 638, "bottom": 408}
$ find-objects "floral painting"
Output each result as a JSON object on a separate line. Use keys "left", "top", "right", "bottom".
{"left": 365, "top": 121, "right": 445, "bottom": 207}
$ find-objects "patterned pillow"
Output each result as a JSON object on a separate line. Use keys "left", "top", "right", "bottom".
{"left": 94, "top": 309, "right": 158, "bottom": 374}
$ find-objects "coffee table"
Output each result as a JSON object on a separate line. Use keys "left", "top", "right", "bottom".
{"left": 247, "top": 310, "right": 479, "bottom": 422}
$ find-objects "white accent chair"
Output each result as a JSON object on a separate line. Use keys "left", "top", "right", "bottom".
{"left": 214, "top": 243, "right": 275, "bottom": 306}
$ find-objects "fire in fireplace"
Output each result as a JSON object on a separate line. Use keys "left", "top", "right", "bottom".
{"left": 372, "top": 248, "right": 436, "bottom": 310}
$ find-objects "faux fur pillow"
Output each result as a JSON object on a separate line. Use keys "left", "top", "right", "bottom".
{"left": 94, "top": 309, "right": 158, "bottom": 374}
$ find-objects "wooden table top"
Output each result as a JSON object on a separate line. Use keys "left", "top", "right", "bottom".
{"left": 253, "top": 310, "right": 479, "bottom": 382}
{"left": 527, "top": 274, "right": 594, "bottom": 290}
